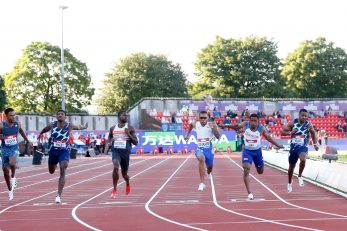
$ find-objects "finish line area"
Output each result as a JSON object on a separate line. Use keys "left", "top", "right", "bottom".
{"left": 0, "top": 153, "right": 346, "bottom": 231}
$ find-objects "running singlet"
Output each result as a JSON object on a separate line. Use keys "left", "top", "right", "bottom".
{"left": 1, "top": 121, "right": 19, "bottom": 148}
{"left": 290, "top": 118, "right": 310, "bottom": 147}
{"left": 112, "top": 123, "right": 131, "bottom": 154}
{"left": 244, "top": 122, "right": 262, "bottom": 150}
{"left": 195, "top": 122, "right": 214, "bottom": 149}
{"left": 49, "top": 121, "right": 70, "bottom": 150}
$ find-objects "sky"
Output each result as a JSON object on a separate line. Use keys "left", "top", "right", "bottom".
{"left": 1, "top": 0, "right": 346, "bottom": 102}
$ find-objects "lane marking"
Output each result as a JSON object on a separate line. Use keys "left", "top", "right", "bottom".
{"left": 0, "top": 157, "right": 151, "bottom": 215}
{"left": 145, "top": 155, "right": 208, "bottom": 231}
{"left": 0, "top": 160, "right": 107, "bottom": 188}
{"left": 224, "top": 153, "right": 347, "bottom": 218}
{"left": 100, "top": 201, "right": 134, "bottom": 205}
{"left": 71, "top": 156, "right": 172, "bottom": 231}
{"left": 0, "top": 161, "right": 113, "bottom": 194}
{"left": 230, "top": 198, "right": 265, "bottom": 202}
{"left": 187, "top": 216, "right": 347, "bottom": 225}
{"left": 165, "top": 200, "right": 199, "bottom": 204}
{"left": 210, "top": 174, "right": 323, "bottom": 231}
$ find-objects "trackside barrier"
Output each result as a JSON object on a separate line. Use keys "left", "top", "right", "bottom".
{"left": 262, "top": 150, "right": 347, "bottom": 197}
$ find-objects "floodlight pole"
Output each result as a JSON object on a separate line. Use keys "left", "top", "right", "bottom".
{"left": 59, "top": 5, "right": 68, "bottom": 110}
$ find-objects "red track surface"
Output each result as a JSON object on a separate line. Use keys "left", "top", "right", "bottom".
{"left": 0, "top": 153, "right": 346, "bottom": 231}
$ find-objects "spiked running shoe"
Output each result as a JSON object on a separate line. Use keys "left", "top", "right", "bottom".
{"left": 55, "top": 195, "right": 61, "bottom": 204}
{"left": 125, "top": 185, "right": 130, "bottom": 195}
{"left": 298, "top": 176, "right": 304, "bottom": 187}
{"left": 287, "top": 183, "right": 293, "bottom": 193}
{"left": 11, "top": 177, "right": 17, "bottom": 189}
{"left": 111, "top": 189, "right": 117, "bottom": 199}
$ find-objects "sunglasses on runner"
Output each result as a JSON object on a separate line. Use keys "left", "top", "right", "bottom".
{"left": 199, "top": 117, "right": 208, "bottom": 119}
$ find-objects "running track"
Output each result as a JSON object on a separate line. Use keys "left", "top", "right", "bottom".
{"left": 0, "top": 153, "right": 346, "bottom": 231}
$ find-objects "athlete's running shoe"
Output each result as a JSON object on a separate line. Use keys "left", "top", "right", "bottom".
{"left": 298, "top": 176, "right": 304, "bottom": 187}
{"left": 198, "top": 183, "right": 206, "bottom": 191}
{"left": 287, "top": 183, "right": 293, "bottom": 193}
{"left": 8, "top": 188, "right": 14, "bottom": 201}
{"left": 55, "top": 195, "right": 61, "bottom": 203}
{"left": 11, "top": 177, "right": 17, "bottom": 188}
{"left": 247, "top": 193, "right": 254, "bottom": 200}
{"left": 125, "top": 185, "right": 130, "bottom": 195}
{"left": 111, "top": 189, "right": 117, "bottom": 199}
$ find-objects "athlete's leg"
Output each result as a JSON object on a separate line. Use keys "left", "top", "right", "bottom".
{"left": 9, "top": 155, "right": 17, "bottom": 178}
{"left": 198, "top": 155, "right": 205, "bottom": 183}
{"left": 57, "top": 160, "right": 69, "bottom": 196}
{"left": 120, "top": 155, "right": 130, "bottom": 186}
{"left": 298, "top": 152, "right": 307, "bottom": 177}
{"left": 288, "top": 148, "right": 299, "bottom": 184}
{"left": 48, "top": 151, "right": 59, "bottom": 174}
{"left": 112, "top": 158, "right": 120, "bottom": 190}
{"left": 288, "top": 163, "right": 296, "bottom": 183}
{"left": 204, "top": 150, "right": 214, "bottom": 175}
{"left": 49, "top": 164, "right": 58, "bottom": 174}
{"left": 242, "top": 149, "right": 254, "bottom": 196}
{"left": 243, "top": 162, "right": 252, "bottom": 195}
{"left": 2, "top": 166, "right": 11, "bottom": 191}
{"left": 253, "top": 149, "right": 264, "bottom": 175}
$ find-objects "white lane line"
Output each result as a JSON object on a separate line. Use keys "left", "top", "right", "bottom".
{"left": 188, "top": 216, "right": 347, "bottom": 225}
{"left": 210, "top": 174, "right": 323, "bottom": 231}
{"left": 71, "top": 156, "right": 172, "bottom": 231}
{"left": 0, "top": 158, "right": 151, "bottom": 215}
{"left": 0, "top": 161, "right": 113, "bottom": 194}
{"left": 0, "top": 160, "right": 107, "bottom": 187}
{"left": 145, "top": 155, "right": 208, "bottom": 231}
{"left": 225, "top": 154, "right": 347, "bottom": 218}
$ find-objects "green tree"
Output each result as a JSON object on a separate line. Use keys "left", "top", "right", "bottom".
{"left": 97, "top": 53, "right": 188, "bottom": 113}
{"left": 4, "top": 41, "right": 94, "bottom": 113}
{"left": 282, "top": 37, "right": 347, "bottom": 98}
{"left": 0, "top": 75, "right": 7, "bottom": 111}
{"left": 190, "top": 36, "right": 286, "bottom": 98}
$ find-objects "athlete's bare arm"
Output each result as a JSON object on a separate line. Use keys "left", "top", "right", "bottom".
{"left": 184, "top": 121, "right": 196, "bottom": 141}
{"left": 125, "top": 125, "right": 138, "bottom": 145}
{"left": 107, "top": 126, "right": 115, "bottom": 147}
{"left": 308, "top": 124, "right": 319, "bottom": 151}
{"left": 261, "top": 127, "right": 284, "bottom": 149}
{"left": 281, "top": 121, "right": 295, "bottom": 136}
{"left": 69, "top": 122, "right": 88, "bottom": 130}
{"left": 38, "top": 123, "right": 53, "bottom": 140}
{"left": 219, "top": 121, "right": 247, "bottom": 130}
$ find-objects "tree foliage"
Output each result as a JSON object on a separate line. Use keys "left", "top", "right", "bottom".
{"left": 190, "top": 36, "right": 286, "bottom": 99}
{"left": 0, "top": 75, "right": 7, "bottom": 112}
{"left": 282, "top": 37, "right": 347, "bottom": 98}
{"left": 97, "top": 53, "right": 188, "bottom": 113}
{"left": 4, "top": 42, "right": 94, "bottom": 113}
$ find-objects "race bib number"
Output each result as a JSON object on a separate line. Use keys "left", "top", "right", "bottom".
{"left": 292, "top": 136, "right": 304, "bottom": 145}
{"left": 113, "top": 138, "right": 127, "bottom": 149}
{"left": 245, "top": 139, "right": 257, "bottom": 147}
{"left": 4, "top": 135, "right": 17, "bottom": 146}
{"left": 53, "top": 140, "right": 66, "bottom": 148}
{"left": 197, "top": 138, "right": 210, "bottom": 148}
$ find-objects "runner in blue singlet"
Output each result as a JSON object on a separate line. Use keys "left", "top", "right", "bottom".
{"left": 38, "top": 109, "right": 88, "bottom": 203}
{"left": 282, "top": 109, "right": 319, "bottom": 193}
{"left": 220, "top": 114, "right": 283, "bottom": 200}
{"left": 0, "top": 107, "right": 32, "bottom": 201}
